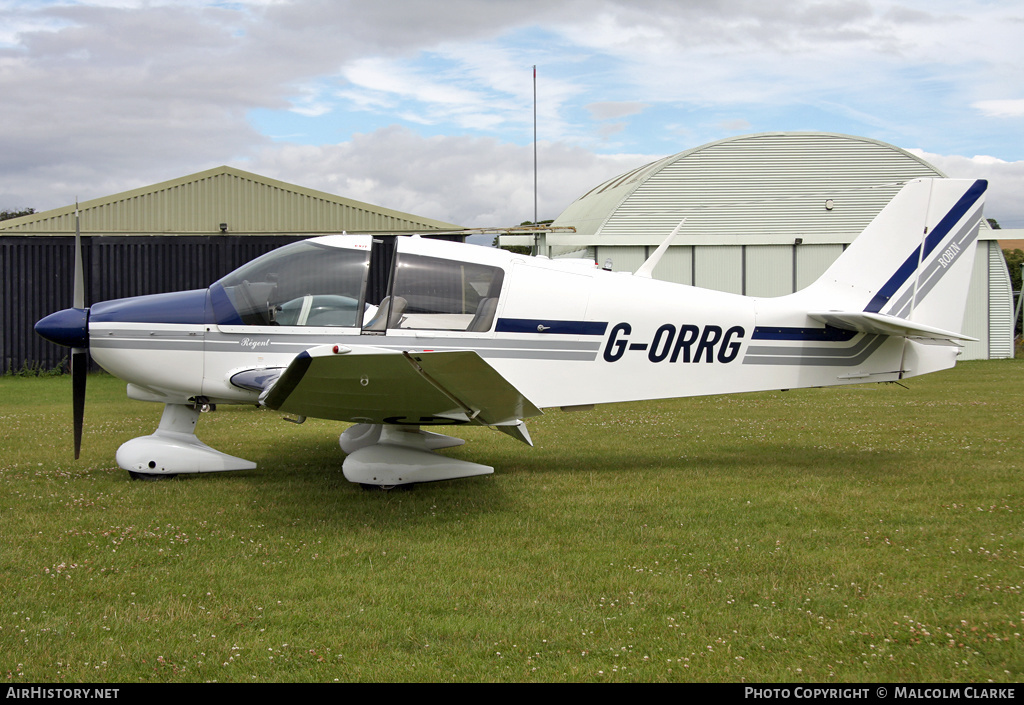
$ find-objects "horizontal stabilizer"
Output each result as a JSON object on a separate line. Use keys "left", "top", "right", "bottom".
{"left": 809, "top": 311, "right": 977, "bottom": 342}
{"left": 262, "top": 346, "right": 543, "bottom": 427}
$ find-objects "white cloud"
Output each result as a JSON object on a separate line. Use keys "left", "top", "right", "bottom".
{"left": 716, "top": 119, "right": 754, "bottom": 132}
{"left": 1, "top": 0, "right": 1021, "bottom": 235}
{"left": 245, "top": 126, "right": 654, "bottom": 228}
{"left": 586, "top": 102, "right": 650, "bottom": 121}
{"left": 908, "top": 149, "right": 1024, "bottom": 229}
{"left": 973, "top": 100, "right": 1024, "bottom": 119}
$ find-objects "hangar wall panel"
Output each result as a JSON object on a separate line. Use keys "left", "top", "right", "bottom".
{"left": 595, "top": 246, "right": 647, "bottom": 276}
{"left": 694, "top": 246, "right": 743, "bottom": 294}
{"left": 745, "top": 246, "right": 793, "bottom": 297}
{"left": 795, "top": 244, "right": 846, "bottom": 290}
{"left": 596, "top": 245, "right": 696, "bottom": 285}
{"left": 652, "top": 246, "right": 694, "bottom": 285}
{"left": 959, "top": 244, "right": 990, "bottom": 361}
{"left": 986, "top": 241, "right": 1013, "bottom": 359}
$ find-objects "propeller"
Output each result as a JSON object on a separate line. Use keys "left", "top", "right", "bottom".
{"left": 34, "top": 203, "right": 90, "bottom": 459}
{"left": 71, "top": 204, "right": 86, "bottom": 458}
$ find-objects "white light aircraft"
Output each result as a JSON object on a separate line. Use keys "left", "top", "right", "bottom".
{"left": 36, "top": 178, "right": 987, "bottom": 487}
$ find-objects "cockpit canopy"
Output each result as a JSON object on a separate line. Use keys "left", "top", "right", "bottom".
{"left": 216, "top": 239, "right": 370, "bottom": 327}
{"left": 212, "top": 236, "right": 504, "bottom": 332}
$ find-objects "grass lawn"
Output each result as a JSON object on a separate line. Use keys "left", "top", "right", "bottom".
{"left": 1, "top": 360, "right": 1022, "bottom": 682}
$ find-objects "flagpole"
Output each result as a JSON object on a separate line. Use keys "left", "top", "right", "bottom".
{"left": 533, "top": 65, "right": 538, "bottom": 226}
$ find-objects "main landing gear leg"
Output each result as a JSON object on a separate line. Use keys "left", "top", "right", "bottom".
{"left": 338, "top": 423, "right": 492, "bottom": 488}
{"left": 117, "top": 403, "right": 257, "bottom": 480}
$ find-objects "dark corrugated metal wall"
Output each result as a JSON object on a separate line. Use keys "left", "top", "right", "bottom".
{"left": 2, "top": 233, "right": 463, "bottom": 371}
{"left": 3, "top": 235, "right": 307, "bottom": 371}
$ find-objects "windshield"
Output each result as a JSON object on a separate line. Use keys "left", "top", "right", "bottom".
{"left": 216, "top": 241, "right": 369, "bottom": 326}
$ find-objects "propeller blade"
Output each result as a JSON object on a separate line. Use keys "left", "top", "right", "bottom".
{"left": 73, "top": 202, "right": 84, "bottom": 309}
{"left": 71, "top": 204, "right": 86, "bottom": 458}
{"left": 72, "top": 348, "right": 86, "bottom": 459}
{"left": 33, "top": 202, "right": 91, "bottom": 459}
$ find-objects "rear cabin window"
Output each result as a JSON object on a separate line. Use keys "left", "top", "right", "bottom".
{"left": 387, "top": 253, "right": 504, "bottom": 332}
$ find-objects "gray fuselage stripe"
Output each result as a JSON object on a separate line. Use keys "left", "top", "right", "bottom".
{"left": 90, "top": 331, "right": 600, "bottom": 361}
{"left": 744, "top": 333, "right": 877, "bottom": 359}
{"left": 743, "top": 335, "right": 885, "bottom": 366}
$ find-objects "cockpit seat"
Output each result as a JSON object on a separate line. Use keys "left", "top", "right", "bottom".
{"left": 467, "top": 297, "right": 498, "bottom": 332}
{"left": 364, "top": 296, "right": 408, "bottom": 331}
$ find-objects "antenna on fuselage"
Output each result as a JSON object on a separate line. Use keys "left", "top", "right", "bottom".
{"left": 634, "top": 218, "right": 686, "bottom": 279}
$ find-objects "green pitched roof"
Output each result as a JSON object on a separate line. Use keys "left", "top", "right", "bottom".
{"left": 0, "top": 165, "right": 461, "bottom": 234}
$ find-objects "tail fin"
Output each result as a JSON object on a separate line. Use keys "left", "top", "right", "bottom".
{"left": 799, "top": 178, "right": 987, "bottom": 340}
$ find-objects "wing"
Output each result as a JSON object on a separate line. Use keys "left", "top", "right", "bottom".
{"left": 259, "top": 345, "right": 543, "bottom": 428}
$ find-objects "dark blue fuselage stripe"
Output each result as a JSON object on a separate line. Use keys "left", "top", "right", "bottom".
{"left": 864, "top": 179, "right": 986, "bottom": 313}
{"left": 752, "top": 326, "right": 856, "bottom": 342}
{"left": 495, "top": 318, "right": 609, "bottom": 336}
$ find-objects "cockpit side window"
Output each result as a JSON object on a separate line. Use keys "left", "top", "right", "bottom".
{"left": 216, "top": 241, "right": 369, "bottom": 327}
{"left": 388, "top": 253, "right": 504, "bottom": 332}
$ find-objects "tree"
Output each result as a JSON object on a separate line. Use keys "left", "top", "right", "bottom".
{"left": 491, "top": 220, "right": 554, "bottom": 255}
{"left": 1005, "top": 248, "right": 1024, "bottom": 287}
{"left": 0, "top": 207, "right": 34, "bottom": 221}
{"left": 1003, "top": 248, "right": 1024, "bottom": 337}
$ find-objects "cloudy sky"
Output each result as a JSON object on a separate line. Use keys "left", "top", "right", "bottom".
{"left": 2, "top": 0, "right": 1022, "bottom": 233}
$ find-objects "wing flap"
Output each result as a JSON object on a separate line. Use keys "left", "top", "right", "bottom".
{"left": 808, "top": 311, "right": 977, "bottom": 342}
{"left": 261, "top": 345, "right": 543, "bottom": 427}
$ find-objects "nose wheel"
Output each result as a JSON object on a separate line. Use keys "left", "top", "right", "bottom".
{"left": 117, "top": 403, "right": 256, "bottom": 478}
